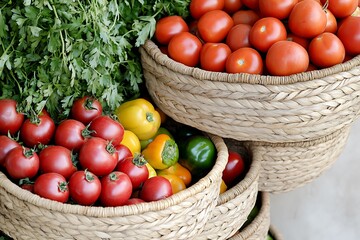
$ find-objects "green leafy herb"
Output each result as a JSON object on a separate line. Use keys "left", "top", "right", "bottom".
{"left": 0, "top": 0, "right": 190, "bottom": 122}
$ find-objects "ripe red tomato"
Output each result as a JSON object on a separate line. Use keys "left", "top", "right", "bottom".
{"left": 0, "top": 135, "right": 21, "bottom": 166}
{"left": 168, "top": 32, "right": 202, "bottom": 67}
{"left": 79, "top": 137, "right": 118, "bottom": 177}
{"left": 154, "top": 16, "right": 189, "bottom": 45}
{"left": 20, "top": 179, "right": 34, "bottom": 193}
{"left": 125, "top": 198, "right": 145, "bottom": 205}
{"left": 34, "top": 172, "right": 69, "bottom": 203}
{"left": 249, "top": 17, "right": 287, "bottom": 52}
{"left": 225, "top": 47, "right": 263, "bottom": 74}
{"left": 223, "top": 0, "right": 243, "bottom": 14}
{"left": 286, "top": 33, "right": 310, "bottom": 50}
{"left": 288, "top": 0, "right": 327, "bottom": 38}
{"left": 241, "top": 0, "right": 259, "bottom": 9}
{"left": 70, "top": 96, "right": 103, "bottom": 125}
{"left": 54, "top": 119, "right": 89, "bottom": 152}
{"left": 115, "top": 144, "right": 133, "bottom": 163}
{"left": 197, "top": 10, "right": 234, "bottom": 43}
{"left": 89, "top": 115, "right": 124, "bottom": 146}
{"left": 200, "top": 43, "right": 232, "bottom": 72}
{"left": 68, "top": 170, "right": 101, "bottom": 206}
{"left": 321, "top": 0, "right": 358, "bottom": 18}
{"left": 20, "top": 113, "right": 55, "bottom": 148}
{"left": 324, "top": 9, "right": 337, "bottom": 33}
{"left": 226, "top": 24, "right": 252, "bottom": 51}
{"left": 39, "top": 145, "right": 77, "bottom": 180}
{"left": 100, "top": 171, "right": 133, "bottom": 207}
{"left": 232, "top": 10, "right": 260, "bottom": 26}
{"left": 308, "top": 32, "right": 345, "bottom": 68}
{"left": 116, "top": 155, "right": 149, "bottom": 189}
{"left": 5, "top": 146, "right": 39, "bottom": 180}
{"left": 139, "top": 176, "right": 173, "bottom": 202}
{"left": 190, "top": 0, "right": 225, "bottom": 19}
{"left": 0, "top": 99, "right": 24, "bottom": 135}
{"left": 259, "top": 0, "right": 298, "bottom": 19}
{"left": 337, "top": 16, "right": 360, "bottom": 56}
{"left": 222, "top": 151, "right": 246, "bottom": 187}
{"left": 266, "top": 40, "right": 309, "bottom": 76}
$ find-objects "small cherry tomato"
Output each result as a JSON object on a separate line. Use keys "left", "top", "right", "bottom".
{"left": 70, "top": 96, "right": 103, "bottom": 125}
{"left": 168, "top": 32, "right": 202, "bottom": 67}
{"left": 190, "top": 0, "right": 225, "bottom": 19}
{"left": 68, "top": 170, "right": 101, "bottom": 206}
{"left": 89, "top": 115, "right": 125, "bottom": 146}
{"left": 197, "top": 10, "right": 234, "bottom": 43}
{"left": 34, "top": 172, "right": 69, "bottom": 203}
{"left": 5, "top": 147, "right": 39, "bottom": 180}
{"left": 226, "top": 24, "right": 252, "bottom": 51}
{"left": 0, "top": 99, "right": 24, "bottom": 135}
{"left": 225, "top": 47, "right": 263, "bottom": 74}
{"left": 0, "top": 135, "right": 21, "bottom": 167}
{"left": 155, "top": 16, "right": 189, "bottom": 45}
{"left": 200, "top": 43, "right": 232, "bottom": 72}
{"left": 100, "top": 171, "right": 133, "bottom": 207}
{"left": 139, "top": 176, "right": 173, "bottom": 202}
{"left": 54, "top": 119, "right": 90, "bottom": 152}
{"left": 337, "top": 16, "right": 360, "bottom": 56}
{"left": 116, "top": 154, "right": 149, "bottom": 189}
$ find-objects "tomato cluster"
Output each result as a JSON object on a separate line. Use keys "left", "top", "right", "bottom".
{"left": 154, "top": 0, "right": 360, "bottom": 76}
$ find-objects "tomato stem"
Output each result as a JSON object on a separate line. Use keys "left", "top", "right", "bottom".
{"left": 58, "top": 181, "right": 68, "bottom": 193}
{"left": 84, "top": 97, "right": 98, "bottom": 111}
{"left": 22, "top": 147, "right": 35, "bottom": 158}
{"left": 132, "top": 153, "right": 147, "bottom": 167}
{"left": 84, "top": 169, "right": 95, "bottom": 182}
{"left": 109, "top": 172, "right": 118, "bottom": 181}
{"left": 105, "top": 141, "right": 116, "bottom": 154}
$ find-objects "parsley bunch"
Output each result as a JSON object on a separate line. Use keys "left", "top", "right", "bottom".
{"left": 0, "top": 0, "right": 190, "bottom": 121}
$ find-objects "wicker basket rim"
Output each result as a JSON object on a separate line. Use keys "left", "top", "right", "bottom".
{"left": 141, "top": 40, "right": 360, "bottom": 85}
{"left": 0, "top": 134, "right": 228, "bottom": 218}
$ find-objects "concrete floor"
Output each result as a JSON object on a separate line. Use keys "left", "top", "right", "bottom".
{"left": 270, "top": 119, "right": 360, "bottom": 240}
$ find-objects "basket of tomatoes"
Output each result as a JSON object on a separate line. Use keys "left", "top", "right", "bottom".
{"left": 0, "top": 97, "right": 228, "bottom": 239}
{"left": 139, "top": 0, "right": 360, "bottom": 144}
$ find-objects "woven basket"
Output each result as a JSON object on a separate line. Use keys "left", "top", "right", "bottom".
{"left": 228, "top": 192, "right": 270, "bottom": 240}
{"left": 196, "top": 140, "right": 260, "bottom": 239}
{"left": 245, "top": 126, "right": 350, "bottom": 193}
{"left": 140, "top": 40, "right": 360, "bottom": 143}
{"left": 269, "top": 225, "right": 283, "bottom": 240}
{"left": 0, "top": 134, "right": 227, "bottom": 240}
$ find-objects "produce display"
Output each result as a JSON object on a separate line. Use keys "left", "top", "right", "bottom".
{"left": 153, "top": 0, "right": 360, "bottom": 76}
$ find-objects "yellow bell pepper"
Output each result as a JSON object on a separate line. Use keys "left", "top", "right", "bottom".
{"left": 115, "top": 98, "right": 161, "bottom": 140}
{"left": 120, "top": 130, "right": 141, "bottom": 155}
{"left": 142, "top": 134, "right": 179, "bottom": 170}
{"left": 145, "top": 162, "right": 157, "bottom": 178}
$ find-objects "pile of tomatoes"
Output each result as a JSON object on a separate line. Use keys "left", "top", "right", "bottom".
{"left": 154, "top": 0, "right": 360, "bottom": 76}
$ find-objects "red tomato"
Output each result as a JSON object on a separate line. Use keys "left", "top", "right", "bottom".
{"left": 0, "top": 135, "right": 21, "bottom": 166}
{"left": 190, "top": 0, "right": 225, "bottom": 19}
{"left": 321, "top": 0, "right": 358, "bottom": 18}
{"left": 226, "top": 24, "right": 252, "bottom": 51}
{"left": 259, "top": 0, "right": 298, "bottom": 19}
{"left": 89, "top": 115, "right": 124, "bottom": 146}
{"left": 197, "top": 10, "right": 234, "bottom": 43}
{"left": 224, "top": 0, "right": 243, "bottom": 14}
{"left": 249, "top": 17, "right": 287, "bottom": 52}
{"left": 232, "top": 10, "right": 260, "bottom": 26}
{"left": 225, "top": 47, "right": 263, "bottom": 74}
{"left": 39, "top": 145, "right": 77, "bottom": 180}
{"left": 34, "top": 172, "right": 69, "bottom": 203}
{"left": 0, "top": 99, "right": 24, "bottom": 135}
{"left": 5, "top": 147, "right": 39, "bottom": 180}
{"left": 116, "top": 155, "right": 149, "bottom": 189}
{"left": 222, "top": 151, "right": 246, "bottom": 187}
{"left": 139, "top": 176, "right": 173, "bottom": 202}
{"left": 288, "top": 0, "right": 327, "bottom": 38}
{"left": 308, "top": 32, "right": 345, "bottom": 68}
{"left": 337, "top": 16, "right": 360, "bottom": 56}
{"left": 100, "top": 171, "right": 133, "bottom": 207}
{"left": 241, "top": 0, "right": 259, "bottom": 9}
{"left": 20, "top": 181, "right": 34, "bottom": 193}
{"left": 54, "top": 119, "right": 89, "bottom": 152}
{"left": 79, "top": 137, "right": 118, "bottom": 177}
{"left": 200, "top": 43, "right": 232, "bottom": 72}
{"left": 168, "top": 32, "right": 202, "bottom": 67}
{"left": 266, "top": 40, "right": 309, "bottom": 76}
{"left": 286, "top": 33, "right": 310, "bottom": 50}
{"left": 70, "top": 96, "right": 103, "bottom": 125}
{"left": 68, "top": 170, "right": 101, "bottom": 206}
{"left": 324, "top": 9, "right": 337, "bottom": 33}
{"left": 115, "top": 143, "right": 133, "bottom": 163}
{"left": 20, "top": 113, "right": 55, "bottom": 148}
{"left": 125, "top": 198, "right": 145, "bottom": 205}
{"left": 154, "top": 16, "right": 189, "bottom": 45}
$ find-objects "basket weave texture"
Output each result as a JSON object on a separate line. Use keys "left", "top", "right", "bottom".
{"left": 245, "top": 126, "right": 350, "bottom": 193}
{"left": 228, "top": 192, "right": 270, "bottom": 240}
{"left": 269, "top": 225, "right": 284, "bottom": 240}
{"left": 140, "top": 40, "right": 360, "bottom": 143}
{"left": 0, "top": 134, "right": 227, "bottom": 240}
{"left": 197, "top": 140, "right": 260, "bottom": 239}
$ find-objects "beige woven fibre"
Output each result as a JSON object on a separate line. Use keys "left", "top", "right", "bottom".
{"left": 269, "top": 225, "right": 284, "bottom": 240}
{"left": 140, "top": 40, "right": 360, "bottom": 143}
{"left": 197, "top": 140, "right": 260, "bottom": 239}
{"left": 0, "top": 134, "right": 227, "bottom": 240}
{"left": 246, "top": 126, "right": 350, "bottom": 193}
{"left": 228, "top": 192, "right": 271, "bottom": 240}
